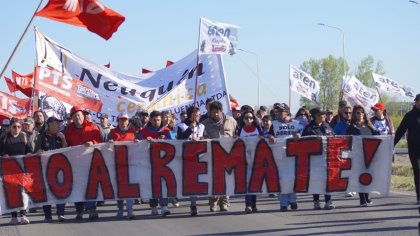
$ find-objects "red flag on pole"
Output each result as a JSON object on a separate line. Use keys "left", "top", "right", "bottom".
{"left": 0, "top": 91, "right": 31, "bottom": 119}
{"left": 104, "top": 62, "right": 110, "bottom": 68}
{"left": 4, "top": 76, "right": 18, "bottom": 93}
{"left": 35, "top": 0, "right": 125, "bottom": 40}
{"left": 166, "top": 60, "right": 174, "bottom": 67}
{"left": 142, "top": 68, "right": 153, "bottom": 74}
{"left": 11, "top": 71, "right": 33, "bottom": 97}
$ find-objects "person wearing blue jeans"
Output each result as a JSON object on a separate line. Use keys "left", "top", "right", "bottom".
{"left": 279, "top": 193, "right": 297, "bottom": 211}
{"left": 43, "top": 204, "right": 66, "bottom": 222}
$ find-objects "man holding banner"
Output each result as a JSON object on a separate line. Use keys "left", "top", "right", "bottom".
{"left": 64, "top": 106, "right": 102, "bottom": 220}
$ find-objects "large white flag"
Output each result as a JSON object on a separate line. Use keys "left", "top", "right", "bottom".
{"left": 199, "top": 18, "right": 240, "bottom": 55}
{"left": 372, "top": 72, "right": 415, "bottom": 98}
{"left": 342, "top": 75, "right": 379, "bottom": 112}
{"left": 35, "top": 29, "right": 231, "bottom": 124}
{"left": 289, "top": 65, "right": 320, "bottom": 103}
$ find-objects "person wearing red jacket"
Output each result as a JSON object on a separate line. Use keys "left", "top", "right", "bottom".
{"left": 64, "top": 106, "right": 102, "bottom": 221}
{"left": 107, "top": 112, "right": 139, "bottom": 219}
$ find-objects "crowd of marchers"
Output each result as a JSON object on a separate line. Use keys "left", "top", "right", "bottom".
{"left": 1, "top": 94, "right": 420, "bottom": 225}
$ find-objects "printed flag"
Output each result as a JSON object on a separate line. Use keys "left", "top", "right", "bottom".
{"left": 35, "top": 0, "right": 125, "bottom": 40}
{"left": 289, "top": 65, "right": 320, "bottom": 103}
{"left": 372, "top": 72, "right": 415, "bottom": 98}
{"left": 12, "top": 71, "right": 33, "bottom": 97}
{"left": 0, "top": 91, "right": 31, "bottom": 119}
{"left": 342, "top": 75, "right": 379, "bottom": 112}
{"left": 199, "top": 18, "right": 240, "bottom": 55}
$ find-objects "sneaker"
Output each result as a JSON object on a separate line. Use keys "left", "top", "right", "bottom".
{"left": 21, "top": 215, "right": 30, "bottom": 224}
{"left": 127, "top": 212, "right": 136, "bottom": 220}
{"left": 269, "top": 194, "right": 278, "bottom": 197}
{"left": 252, "top": 206, "right": 258, "bottom": 213}
{"left": 210, "top": 204, "right": 218, "bottom": 212}
{"left": 75, "top": 211, "right": 83, "bottom": 220}
{"left": 366, "top": 199, "right": 373, "bottom": 205}
{"left": 44, "top": 215, "right": 53, "bottom": 221}
{"left": 96, "top": 201, "right": 105, "bottom": 207}
{"left": 9, "top": 217, "right": 19, "bottom": 225}
{"left": 313, "top": 200, "right": 321, "bottom": 210}
{"left": 58, "top": 215, "right": 65, "bottom": 222}
{"left": 245, "top": 206, "right": 252, "bottom": 214}
{"left": 116, "top": 208, "right": 124, "bottom": 217}
{"left": 151, "top": 207, "right": 159, "bottom": 215}
{"left": 190, "top": 206, "right": 198, "bottom": 216}
{"left": 88, "top": 210, "right": 99, "bottom": 221}
{"left": 161, "top": 206, "right": 171, "bottom": 216}
{"left": 280, "top": 206, "right": 288, "bottom": 212}
{"left": 345, "top": 192, "right": 354, "bottom": 197}
{"left": 290, "top": 203, "right": 298, "bottom": 210}
{"left": 134, "top": 199, "right": 141, "bottom": 205}
{"left": 172, "top": 202, "right": 180, "bottom": 207}
{"left": 360, "top": 203, "right": 368, "bottom": 207}
{"left": 324, "top": 201, "right": 335, "bottom": 210}
{"left": 220, "top": 204, "right": 229, "bottom": 212}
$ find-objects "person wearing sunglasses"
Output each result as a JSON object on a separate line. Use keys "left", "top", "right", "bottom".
{"left": 0, "top": 118, "right": 31, "bottom": 225}
{"left": 346, "top": 105, "right": 380, "bottom": 207}
{"left": 370, "top": 102, "right": 394, "bottom": 135}
{"left": 237, "top": 111, "right": 263, "bottom": 214}
{"left": 332, "top": 105, "right": 356, "bottom": 197}
{"left": 268, "top": 103, "right": 301, "bottom": 212}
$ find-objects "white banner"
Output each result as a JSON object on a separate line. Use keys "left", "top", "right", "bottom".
{"left": 0, "top": 136, "right": 393, "bottom": 214}
{"left": 342, "top": 75, "right": 379, "bottom": 112}
{"left": 372, "top": 72, "right": 415, "bottom": 98}
{"left": 34, "top": 29, "right": 231, "bottom": 123}
{"left": 199, "top": 18, "right": 240, "bottom": 55}
{"left": 289, "top": 65, "right": 320, "bottom": 103}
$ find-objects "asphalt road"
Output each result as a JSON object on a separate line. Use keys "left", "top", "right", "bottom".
{"left": 0, "top": 191, "right": 418, "bottom": 236}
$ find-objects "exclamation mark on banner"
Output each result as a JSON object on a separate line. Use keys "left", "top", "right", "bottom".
{"left": 359, "top": 139, "right": 382, "bottom": 186}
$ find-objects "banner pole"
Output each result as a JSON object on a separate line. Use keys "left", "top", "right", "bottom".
{"left": 0, "top": 0, "right": 44, "bottom": 81}
{"left": 193, "top": 18, "right": 202, "bottom": 109}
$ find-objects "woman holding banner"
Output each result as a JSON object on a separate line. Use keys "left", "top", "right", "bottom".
{"left": 0, "top": 118, "right": 31, "bottom": 225}
{"left": 302, "top": 108, "right": 335, "bottom": 210}
{"left": 237, "top": 110, "right": 263, "bottom": 214}
{"left": 346, "top": 105, "right": 379, "bottom": 207}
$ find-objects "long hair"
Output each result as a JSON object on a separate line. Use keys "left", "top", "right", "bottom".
{"left": 350, "top": 105, "right": 373, "bottom": 128}
{"left": 241, "top": 111, "right": 259, "bottom": 128}
{"left": 294, "top": 107, "right": 310, "bottom": 120}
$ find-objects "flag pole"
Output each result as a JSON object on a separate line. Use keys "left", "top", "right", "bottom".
{"left": 0, "top": 0, "right": 44, "bottom": 81}
{"left": 193, "top": 18, "right": 202, "bottom": 109}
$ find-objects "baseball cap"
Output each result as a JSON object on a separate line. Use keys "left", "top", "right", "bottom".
{"left": 99, "top": 113, "right": 109, "bottom": 119}
{"left": 117, "top": 112, "right": 129, "bottom": 120}
{"left": 70, "top": 106, "right": 83, "bottom": 116}
{"left": 47, "top": 116, "right": 63, "bottom": 123}
{"left": 24, "top": 117, "right": 35, "bottom": 124}
{"left": 371, "top": 102, "right": 385, "bottom": 111}
{"left": 310, "top": 107, "right": 327, "bottom": 117}
{"left": 415, "top": 94, "right": 420, "bottom": 101}
{"left": 275, "top": 103, "right": 290, "bottom": 112}
{"left": 2, "top": 119, "right": 10, "bottom": 126}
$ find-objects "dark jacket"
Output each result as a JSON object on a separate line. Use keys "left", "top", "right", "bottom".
{"left": 302, "top": 121, "right": 334, "bottom": 136}
{"left": 345, "top": 124, "right": 380, "bottom": 136}
{"left": 394, "top": 107, "right": 420, "bottom": 153}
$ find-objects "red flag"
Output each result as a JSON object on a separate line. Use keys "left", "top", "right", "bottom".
{"left": 4, "top": 76, "right": 18, "bottom": 93}
{"left": 35, "top": 0, "right": 125, "bottom": 40}
{"left": 12, "top": 71, "right": 33, "bottom": 97}
{"left": 142, "top": 68, "right": 153, "bottom": 74}
{"left": 0, "top": 91, "right": 31, "bottom": 119}
{"left": 104, "top": 62, "right": 110, "bottom": 68}
{"left": 229, "top": 95, "right": 240, "bottom": 110}
{"left": 34, "top": 66, "right": 103, "bottom": 112}
{"left": 166, "top": 60, "right": 174, "bottom": 67}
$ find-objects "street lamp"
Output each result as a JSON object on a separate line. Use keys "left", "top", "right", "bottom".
{"left": 317, "top": 23, "right": 346, "bottom": 75}
{"left": 238, "top": 48, "right": 261, "bottom": 107}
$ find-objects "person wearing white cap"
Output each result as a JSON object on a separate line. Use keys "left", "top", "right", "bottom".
{"left": 107, "top": 112, "right": 139, "bottom": 219}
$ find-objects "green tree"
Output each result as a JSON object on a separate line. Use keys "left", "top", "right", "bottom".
{"left": 299, "top": 55, "right": 347, "bottom": 111}
{"left": 355, "top": 55, "right": 385, "bottom": 87}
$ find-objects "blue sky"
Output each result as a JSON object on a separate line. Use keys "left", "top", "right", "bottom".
{"left": 1, "top": 0, "right": 419, "bottom": 112}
